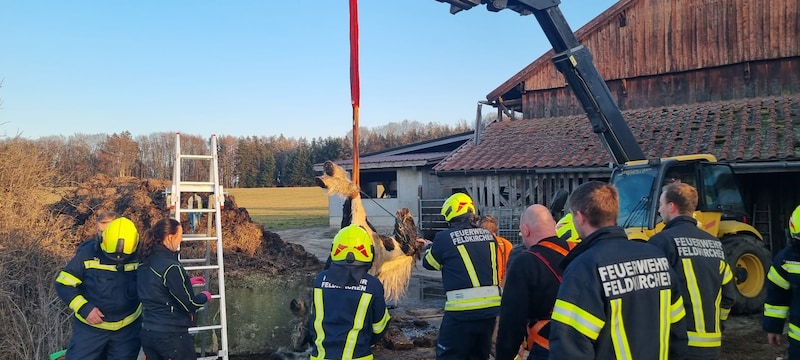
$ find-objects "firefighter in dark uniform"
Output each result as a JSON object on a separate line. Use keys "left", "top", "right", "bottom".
{"left": 764, "top": 204, "right": 800, "bottom": 358}
{"left": 549, "top": 181, "right": 688, "bottom": 359}
{"left": 648, "top": 183, "right": 736, "bottom": 359}
{"left": 308, "top": 224, "right": 391, "bottom": 360}
{"left": 422, "top": 193, "right": 501, "bottom": 359}
{"left": 55, "top": 217, "right": 142, "bottom": 360}
{"left": 496, "top": 204, "right": 570, "bottom": 360}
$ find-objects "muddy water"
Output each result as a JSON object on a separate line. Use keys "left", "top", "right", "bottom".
{"left": 222, "top": 271, "right": 316, "bottom": 354}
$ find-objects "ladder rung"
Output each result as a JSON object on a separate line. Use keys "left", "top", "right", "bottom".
{"left": 185, "top": 265, "right": 220, "bottom": 271}
{"left": 190, "top": 324, "right": 223, "bottom": 332}
{"left": 179, "top": 154, "right": 213, "bottom": 160}
{"left": 176, "top": 208, "right": 217, "bottom": 214}
{"left": 179, "top": 258, "right": 209, "bottom": 264}
{"left": 197, "top": 356, "right": 221, "bottom": 360}
{"left": 182, "top": 235, "right": 218, "bottom": 241}
{"left": 177, "top": 182, "right": 216, "bottom": 193}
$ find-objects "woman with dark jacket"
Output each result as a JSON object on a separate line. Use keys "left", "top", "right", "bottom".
{"left": 137, "top": 218, "right": 211, "bottom": 360}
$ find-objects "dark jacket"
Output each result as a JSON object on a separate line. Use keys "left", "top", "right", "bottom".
{"left": 137, "top": 244, "right": 208, "bottom": 332}
{"left": 308, "top": 265, "right": 390, "bottom": 360}
{"left": 764, "top": 245, "right": 800, "bottom": 358}
{"left": 648, "top": 215, "right": 735, "bottom": 352}
{"left": 422, "top": 216, "right": 501, "bottom": 320}
{"left": 549, "top": 226, "right": 688, "bottom": 360}
{"left": 55, "top": 240, "right": 141, "bottom": 330}
{"left": 496, "top": 236, "right": 569, "bottom": 360}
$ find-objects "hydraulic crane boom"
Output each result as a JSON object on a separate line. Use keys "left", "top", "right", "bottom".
{"left": 436, "top": 0, "right": 646, "bottom": 164}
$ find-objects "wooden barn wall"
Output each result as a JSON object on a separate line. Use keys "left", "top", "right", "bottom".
{"left": 522, "top": 0, "right": 799, "bottom": 92}
{"left": 523, "top": 57, "right": 800, "bottom": 118}
{"left": 438, "top": 170, "right": 611, "bottom": 243}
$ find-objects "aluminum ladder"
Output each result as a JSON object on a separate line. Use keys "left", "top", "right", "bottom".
{"left": 169, "top": 132, "right": 229, "bottom": 360}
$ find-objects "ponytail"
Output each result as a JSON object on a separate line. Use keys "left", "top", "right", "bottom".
{"left": 138, "top": 218, "right": 180, "bottom": 262}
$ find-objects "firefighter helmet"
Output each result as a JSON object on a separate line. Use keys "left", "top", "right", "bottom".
{"left": 101, "top": 217, "right": 139, "bottom": 260}
{"left": 331, "top": 224, "right": 374, "bottom": 264}
{"left": 556, "top": 213, "right": 581, "bottom": 247}
{"left": 441, "top": 193, "right": 476, "bottom": 222}
{"left": 790, "top": 205, "right": 800, "bottom": 246}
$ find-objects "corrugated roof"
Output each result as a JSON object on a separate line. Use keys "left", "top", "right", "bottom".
{"left": 434, "top": 95, "right": 800, "bottom": 172}
{"left": 314, "top": 152, "right": 452, "bottom": 171}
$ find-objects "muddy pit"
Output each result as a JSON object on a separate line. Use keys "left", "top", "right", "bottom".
{"left": 54, "top": 176, "right": 788, "bottom": 359}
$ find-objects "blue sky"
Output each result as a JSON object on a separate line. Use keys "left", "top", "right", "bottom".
{"left": 0, "top": 1, "right": 618, "bottom": 140}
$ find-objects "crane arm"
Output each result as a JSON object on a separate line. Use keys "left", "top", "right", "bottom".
{"left": 436, "top": 0, "right": 646, "bottom": 164}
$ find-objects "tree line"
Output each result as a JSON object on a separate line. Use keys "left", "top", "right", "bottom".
{"left": 26, "top": 119, "right": 471, "bottom": 188}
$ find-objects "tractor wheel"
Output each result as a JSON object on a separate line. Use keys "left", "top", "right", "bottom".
{"left": 721, "top": 234, "right": 771, "bottom": 314}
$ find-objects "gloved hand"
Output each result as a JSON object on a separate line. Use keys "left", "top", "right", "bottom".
{"left": 201, "top": 290, "right": 212, "bottom": 302}
{"left": 190, "top": 276, "right": 205, "bottom": 286}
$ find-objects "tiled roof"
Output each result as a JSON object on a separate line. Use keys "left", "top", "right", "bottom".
{"left": 434, "top": 95, "right": 800, "bottom": 172}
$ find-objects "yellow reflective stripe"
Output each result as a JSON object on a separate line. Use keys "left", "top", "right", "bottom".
{"left": 714, "top": 289, "right": 722, "bottom": 327}
{"left": 69, "top": 295, "right": 88, "bottom": 313}
{"left": 444, "top": 295, "right": 501, "bottom": 311}
{"left": 424, "top": 249, "right": 441, "bottom": 271}
{"left": 659, "top": 289, "right": 670, "bottom": 360}
{"left": 456, "top": 245, "right": 480, "bottom": 287}
{"left": 687, "top": 330, "right": 721, "bottom": 347}
{"left": 682, "top": 259, "right": 705, "bottom": 332}
{"left": 76, "top": 303, "right": 141, "bottom": 331}
{"left": 123, "top": 262, "right": 139, "bottom": 271}
{"left": 312, "top": 288, "right": 326, "bottom": 359}
{"left": 56, "top": 271, "right": 82, "bottom": 287}
{"left": 312, "top": 355, "right": 373, "bottom": 360}
{"left": 373, "top": 308, "right": 390, "bottom": 334}
{"left": 670, "top": 294, "right": 685, "bottom": 323}
{"left": 83, "top": 259, "right": 117, "bottom": 271}
{"left": 790, "top": 323, "right": 800, "bottom": 342}
{"left": 610, "top": 298, "right": 633, "bottom": 360}
{"left": 490, "top": 241, "right": 498, "bottom": 286}
{"left": 551, "top": 299, "right": 605, "bottom": 340}
{"left": 343, "top": 293, "right": 372, "bottom": 359}
{"left": 784, "top": 260, "right": 800, "bottom": 274}
{"left": 719, "top": 307, "right": 731, "bottom": 321}
{"left": 720, "top": 261, "right": 733, "bottom": 284}
{"left": 764, "top": 304, "right": 790, "bottom": 319}
{"left": 769, "top": 266, "right": 790, "bottom": 290}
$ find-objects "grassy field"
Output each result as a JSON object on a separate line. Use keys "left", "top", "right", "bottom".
{"left": 227, "top": 187, "right": 329, "bottom": 230}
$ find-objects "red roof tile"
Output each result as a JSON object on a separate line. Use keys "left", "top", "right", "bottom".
{"left": 434, "top": 95, "right": 800, "bottom": 172}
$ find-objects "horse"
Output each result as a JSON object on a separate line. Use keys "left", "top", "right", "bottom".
{"left": 314, "top": 160, "right": 422, "bottom": 303}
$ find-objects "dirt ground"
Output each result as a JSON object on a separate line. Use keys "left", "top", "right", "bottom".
{"left": 265, "top": 227, "right": 789, "bottom": 360}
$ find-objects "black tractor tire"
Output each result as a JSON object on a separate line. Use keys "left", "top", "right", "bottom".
{"left": 721, "top": 234, "right": 772, "bottom": 314}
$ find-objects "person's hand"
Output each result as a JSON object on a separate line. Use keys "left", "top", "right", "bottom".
{"left": 86, "top": 307, "right": 105, "bottom": 325}
{"left": 416, "top": 238, "right": 432, "bottom": 248}
{"left": 201, "top": 290, "right": 212, "bottom": 302}
{"left": 767, "top": 332, "right": 782, "bottom": 347}
{"left": 190, "top": 276, "right": 206, "bottom": 286}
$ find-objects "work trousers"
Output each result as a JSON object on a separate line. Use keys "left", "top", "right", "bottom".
{"left": 140, "top": 328, "right": 196, "bottom": 360}
{"left": 65, "top": 317, "right": 141, "bottom": 360}
{"left": 436, "top": 314, "right": 496, "bottom": 360}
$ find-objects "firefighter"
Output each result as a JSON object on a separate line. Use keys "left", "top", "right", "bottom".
{"left": 495, "top": 204, "right": 570, "bottom": 360}
{"left": 308, "top": 224, "right": 391, "bottom": 360}
{"left": 55, "top": 217, "right": 142, "bottom": 360}
{"left": 137, "top": 218, "right": 211, "bottom": 360}
{"left": 549, "top": 181, "right": 688, "bottom": 359}
{"left": 648, "top": 183, "right": 735, "bottom": 359}
{"left": 479, "top": 214, "right": 514, "bottom": 284}
{"left": 763, "top": 204, "right": 800, "bottom": 358}
{"left": 422, "top": 192, "right": 501, "bottom": 359}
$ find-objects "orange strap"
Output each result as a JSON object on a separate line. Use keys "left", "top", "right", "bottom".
{"left": 527, "top": 319, "right": 551, "bottom": 350}
{"left": 537, "top": 240, "right": 569, "bottom": 256}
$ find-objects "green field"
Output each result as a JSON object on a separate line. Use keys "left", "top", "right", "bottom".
{"left": 227, "top": 187, "right": 329, "bottom": 230}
